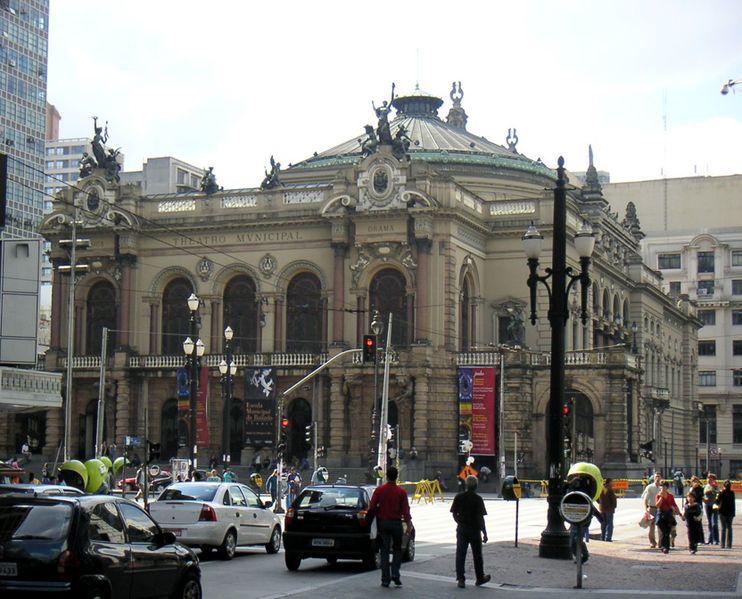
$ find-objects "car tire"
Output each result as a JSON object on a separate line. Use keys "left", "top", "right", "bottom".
{"left": 218, "top": 529, "right": 237, "bottom": 560}
{"left": 285, "top": 552, "right": 301, "bottom": 571}
{"left": 173, "top": 571, "right": 202, "bottom": 599}
{"left": 82, "top": 587, "right": 108, "bottom": 599}
{"left": 402, "top": 536, "right": 415, "bottom": 562}
{"left": 363, "top": 546, "right": 381, "bottom": 570}
{"left": 265, "top": 526, "right": 281, "bottom": 554}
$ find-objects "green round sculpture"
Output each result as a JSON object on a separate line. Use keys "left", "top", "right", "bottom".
{"left": 567, "top": 462, "right": 603, "bottom": 501}
{"left": 59, "top": 460, "right": 88, "bottom": 491}
{"left": 84, "top": 458, "right": 108, "bottom": 494}
{"left": 112, "top": 456, "right": 128, "bottom": 476}
{"left": 98, "top": 455, "right": 113, "bottom": 471}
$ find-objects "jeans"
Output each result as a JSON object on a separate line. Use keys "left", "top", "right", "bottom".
{"left": 720, "top": 514, "right": 734, "bottom": 548}
{"left": 455, "top": 527, "right": 484, "bottom": 582}
{"left": 705, "top": 504, "right": 719, "bottom": 544}
{"left": 379, "top": 520, "right": 403, "bottom": 584}
{"left": 600, "top": 512, "right": 614, "bottom": 541}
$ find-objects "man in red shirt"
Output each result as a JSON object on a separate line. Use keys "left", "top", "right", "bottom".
{"left": 368, "top": 466, "right": 412, "bottom": 588}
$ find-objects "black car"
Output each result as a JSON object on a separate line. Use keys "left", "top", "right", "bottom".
{"left": 282, "top": 484, "right": 415, "bottom": 571}
{"left": 0, "top": 493, "right": 201, "bottom": 598}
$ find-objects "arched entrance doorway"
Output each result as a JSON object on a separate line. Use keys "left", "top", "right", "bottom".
{"left": 161, "top": 399, "right": 182, "bottom": 460}
{"left": 287, "top": 398, "right": 311, "bottom": 464}
{"left": 566, "top": 390, "right": 595, "bottom": 463}
{"left": 78, "top": 399, "right": 98, "bottom": 460}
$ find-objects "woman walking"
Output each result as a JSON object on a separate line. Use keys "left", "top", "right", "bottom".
{"left": 716, "top": 480, "right": 736, "bottom": 548}
{"left": 683, "top": 491, "right": 704, "bottom": 554}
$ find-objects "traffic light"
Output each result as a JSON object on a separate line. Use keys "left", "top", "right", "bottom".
{"left": 278, "top": 417, "right": 289, "bottom": 453}
{"left": 562, "top": 403, "right": 570, "bottom": 417}
{"left": 305, "top": 424, "right": 312, "bottom": 444}
{"left": 362, "top": 334, "right": 377, "bottom": 363}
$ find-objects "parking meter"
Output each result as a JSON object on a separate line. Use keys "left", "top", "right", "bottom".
{"left": 501, "top": 475, "right": 521, "bottom": 501}
{"left": 560, "top": 490, "right": 593, "bottom": 589}
{"left": 566, "top": 462, "right": 603, "bottom": 500}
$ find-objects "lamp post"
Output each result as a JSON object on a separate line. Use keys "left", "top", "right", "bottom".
{"left": 521, "top": 157, "right": 595, "bottom": 560}
{"left": 721, "top": 79, "right": 742, "bottom": 95}
{"left": 183, "top": 293, "right": 204, "bottom": 471}
{"left": 370, "top": 310, "right": 383, "bottom": 473}
{"left": 219, "top": 326, "right": 237, "bottom": 468}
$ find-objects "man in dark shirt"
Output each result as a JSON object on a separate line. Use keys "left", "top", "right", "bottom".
{"left": 368, "top": 466, "right": 412, "bottom": 588}
{"left": 450, "top": 475, "right": 491, "bottom": 588}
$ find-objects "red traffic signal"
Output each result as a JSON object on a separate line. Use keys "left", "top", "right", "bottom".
{"left": 281, "top": 417, "right": 289, "bottom": 430}
{"left": 562, "top": 404, "right": 570, "bottom": 416}
{"left": 362, "top": 334, "right": 377, "bottom": 363}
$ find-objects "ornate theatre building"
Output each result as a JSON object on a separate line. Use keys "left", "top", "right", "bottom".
{"left": 31, "top": 84, "right": 699, "bottom": 480}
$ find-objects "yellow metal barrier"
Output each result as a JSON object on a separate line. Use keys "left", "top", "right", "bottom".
{"left": 401, "top": 479, "right": 446, "bottom": 503}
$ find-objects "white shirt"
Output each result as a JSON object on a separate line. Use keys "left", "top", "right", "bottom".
{"left": 642, "top": 482, "right": 661, "bottom": 507}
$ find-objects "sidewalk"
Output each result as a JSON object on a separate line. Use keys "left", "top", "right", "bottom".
{"left": 407, "top": 528, "right": 742, "bottom": 595}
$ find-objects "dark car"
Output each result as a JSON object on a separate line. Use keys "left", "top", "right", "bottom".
{"left": 282, "top": 484, "right": 415, "bottom": 571}
{"left": 0, "top": 494, "right": 201, "bottom": 598}
{"left": 0, "top": 484, "right": 84, "bottom": 497}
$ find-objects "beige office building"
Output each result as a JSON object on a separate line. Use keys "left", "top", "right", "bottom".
{"left": 604, "top": 175, "right": 742, "bottom": 478}
{"left": 26, "top": 85, "right": 699, "bottom": 481}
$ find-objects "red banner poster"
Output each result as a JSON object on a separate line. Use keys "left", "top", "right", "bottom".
{"left": 197, "top": 366, "right": 209, "bottom": 446}
{"left": 470, "top": 367, "right": 496, "bottom": 456}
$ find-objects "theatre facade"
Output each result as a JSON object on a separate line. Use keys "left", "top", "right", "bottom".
{"left": 30, "top": 84, "right": 700, "bottom": 480}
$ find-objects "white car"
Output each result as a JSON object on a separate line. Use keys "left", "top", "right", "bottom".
{"left": 149, "top": 481, "right": 282, "bottom": 560}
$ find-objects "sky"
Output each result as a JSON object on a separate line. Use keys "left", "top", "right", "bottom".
{"left": 47, "top": 1, "right": 742, "bottom": 190}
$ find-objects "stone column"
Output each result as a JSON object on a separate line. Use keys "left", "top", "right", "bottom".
{"left": 331, "top": 243, "right": 347, "bottom": 345}
{"left": 415, "top": 239, "right": 432, "bottom": 344}
{"left": 274, "top": 298, "right": 284, "bottom": 353}
{"left": 148, "top": 300, "right": 159, "bottom": 354}
{"left": 50, "top": 265, "right": 64, "bottom": 350}
{"left": 118, "top": 255, "right": 136, "bottom": 349}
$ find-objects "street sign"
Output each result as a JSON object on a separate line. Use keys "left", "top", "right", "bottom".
{"left": 560, "top": 490, "right": 593, "bottom": 525}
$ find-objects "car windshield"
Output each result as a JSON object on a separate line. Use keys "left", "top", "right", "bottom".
{"left": 158, "top": 484, "right": 218, "bottom": 502}
{"left": 296, "top": 487, "right": 364, "bottom": 509}
{"left": 0, "top": 503, "right": 72, "bottom": 541}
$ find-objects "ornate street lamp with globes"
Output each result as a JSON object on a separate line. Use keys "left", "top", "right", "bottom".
{"left": 521, "top": 157, "right": 596, "bottom": 559}
{"left": 183, "top": 293, "right": 205, "bottom": 470}
{"left": 219, "top": 326, "right": 238, "bottom": 467}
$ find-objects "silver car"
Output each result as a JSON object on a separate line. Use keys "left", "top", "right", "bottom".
{"left": 149, "top": 482, "right": 282, "bottom": 560}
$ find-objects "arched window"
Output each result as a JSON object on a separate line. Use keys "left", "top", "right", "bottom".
{"left": 162, "top": 278, "right": 193, "bottom": 355}
{"left": 370, "top": 268, "right": 408, "bottom": 347}
{"left": 161, "top": 399, "right": 184, "bottom": 460}
{"left": 460, "top": 278, "right": 471, "bottom": 351}
{"left": 223, "top": 275, "right": 257, "bottom": 354}
{"left": 86, "top": 280, "right": 117, "bottom": 355}
{"left": 286, "top": 272, "right": 323, "bottom": 353}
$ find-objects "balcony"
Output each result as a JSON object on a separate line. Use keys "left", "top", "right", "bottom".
{"left": 0, "top": 367, "right": 63, "bottom": 410}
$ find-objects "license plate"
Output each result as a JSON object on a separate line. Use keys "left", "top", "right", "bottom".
{"left": 311, "top": 538, "right": 334, "bottom": 547}
{"left": 0, "top": 562, "right": 17, "bottom": 577}
{"left": 165, "top": 529, "right": 183, "bottom": 537}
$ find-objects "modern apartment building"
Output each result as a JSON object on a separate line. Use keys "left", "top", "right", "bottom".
{"left": 0, "top": 0, "right": 49, "bottom": 239}
{"left": 604, "top": 175, "right": 742, "bottom": 478}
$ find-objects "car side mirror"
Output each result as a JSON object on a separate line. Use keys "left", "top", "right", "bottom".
{"left": 160, "top": 531, "right": 177, "bottom": 545}
{"left": 262, "top": 499, "right": 273, "bottom": 509}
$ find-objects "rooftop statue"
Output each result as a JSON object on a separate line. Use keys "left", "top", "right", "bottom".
{"left": 391, "top": 125, "right": 412, "bottom": 160}
{"left": 79, "top": 116, "right": 122, "bottom": 183}
{"left": 372, "top": 83, "right": 395, "bottom": 145}
{"left": 200, "top": 166, "right": 222, "bottom": 195}
{"left": 91, "top": 116, "right": 109, "bottom": 166}
{"left": 506, "top": 128, "right": 519, "bottom": 154}
{"left": 260, "top": 155, "right": 281, "bottom": 190}
{"left": 360, "top": 125, "right": 378, "bottom": 157}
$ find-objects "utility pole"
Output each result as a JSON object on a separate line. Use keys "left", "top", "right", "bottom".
{"left": 58, "top": 211, "right": 90, "bottom": 461}
{"left": 95, "top": 327, "right": 108, "bottom": 457}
